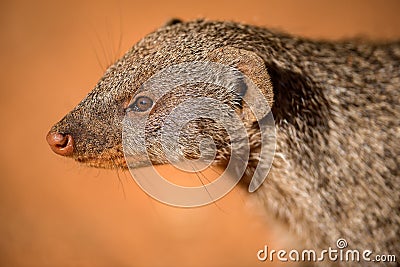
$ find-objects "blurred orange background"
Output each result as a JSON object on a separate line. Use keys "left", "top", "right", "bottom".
{"left": 1, "top": 0, "right": 399, "bottom": 266}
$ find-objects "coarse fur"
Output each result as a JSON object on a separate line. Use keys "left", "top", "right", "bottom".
{"left": 48, "top": 19, "right": 400, "bottom": 265}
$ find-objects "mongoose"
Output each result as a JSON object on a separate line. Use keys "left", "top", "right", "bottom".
{"left": 46, "top": 19, "right": 399, "bottom": 263}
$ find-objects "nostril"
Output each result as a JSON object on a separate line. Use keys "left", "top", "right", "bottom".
{"left": 46, "top": 131, "right": 74, "bottom": 156}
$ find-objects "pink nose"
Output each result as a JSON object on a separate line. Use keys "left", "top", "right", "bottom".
{"left": 46, "top": 131, "right": 74, "bottom": 156}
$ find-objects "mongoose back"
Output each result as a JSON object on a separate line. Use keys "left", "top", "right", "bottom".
{"left": 46, "top": 19, "right": 399, "bottom": 262}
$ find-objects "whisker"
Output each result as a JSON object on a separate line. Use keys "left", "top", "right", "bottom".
{"left": 111, "top": 155, "right": 126, "bottom": 199}
{"left": 116, "top": 11, "right": 123, "bottom": 62}
{"left": 105, "top": 17, "right": 115, "bottom": 66}
{"left": 196, "top": 167, "right": 212, "bottom": 184}
{"left": 188, "top": 163, "right": 224, "bottom": 211}
{"left": 87, "top": 22, "right": 106, "bottom": 72}
{"left": 190, "top": 164, "right": 212, "bottom": 197}
{"left": 93, "top": 23, "right": 112, "bottom": 70}
{"left": 122, "top": 165, "right": 131, "bottom": 183}
{"left": 208, "top": 165, "right": 223, "bottom": 176}
{"left": 91, "top": 41, "right": 106, "bottom": 72}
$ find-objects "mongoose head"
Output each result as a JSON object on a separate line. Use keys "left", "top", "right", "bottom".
{"left": 46, "top": 19, "right": 274, "bottom": 170}
{"left": 46, "top": 19, "right": 400, "bottom": 254}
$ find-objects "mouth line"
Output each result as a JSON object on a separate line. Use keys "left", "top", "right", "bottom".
{"left": 75, "top": 154, "right": 128, "bottom": 169}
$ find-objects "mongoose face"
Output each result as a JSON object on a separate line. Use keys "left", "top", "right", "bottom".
{"left": 46, "top": 20, "right": 272, "bottom": 170}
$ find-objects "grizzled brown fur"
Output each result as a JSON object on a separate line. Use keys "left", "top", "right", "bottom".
{"left": 48, "top": 20, "right": 399, "bottom": 262}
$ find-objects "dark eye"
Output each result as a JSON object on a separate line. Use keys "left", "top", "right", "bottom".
{"left": 127, "top": 96, "right": 153, "bottom": 112}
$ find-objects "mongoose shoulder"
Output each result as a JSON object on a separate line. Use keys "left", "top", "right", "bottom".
{"left": 47, "top": 19, "right": 400, "bottom": 260}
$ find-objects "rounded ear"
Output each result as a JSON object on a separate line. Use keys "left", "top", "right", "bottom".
{"left": 163, "top": 18, "right": 183, "bottom": 27}
{"left": 207, "top": 46, "right": 274, "bottom": 109}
